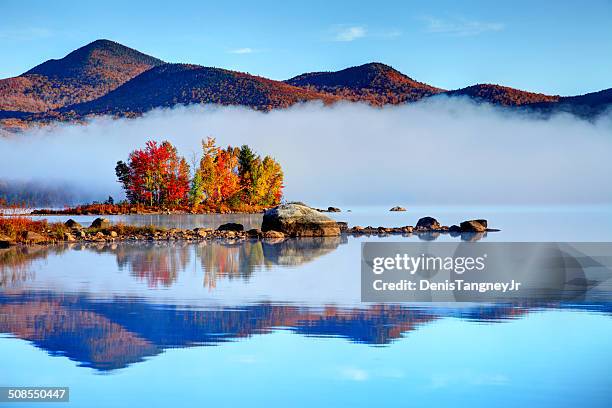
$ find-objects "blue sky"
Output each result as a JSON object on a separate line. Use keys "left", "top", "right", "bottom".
{"left": 0, "top": 0, "right": 610, "bottom": 95}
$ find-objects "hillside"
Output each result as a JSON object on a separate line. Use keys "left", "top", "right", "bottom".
{"left": 529, "top": 88, "right": 612, "bottom": 116}
{"left": 0, "top": 39, "right": 163, "bottom": 113}
{"left": 286, "top": 62, "right": 444, "bottom": 105}
{"left": 60, "top": 63, "right": 339, "bottom": 115}
{"left": 444, "top": 84, "right": 560, "bottom": 106}
{"left": 0, "top": 39, "right": 610, "bottom": 131}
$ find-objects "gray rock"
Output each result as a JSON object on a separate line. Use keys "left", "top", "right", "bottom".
{"left": 262, "top": 204, "right": 341, "bottom": 237}
{"left": 90, "top": 218, "right": 110, "bottom": 229}
{"left": 416, "top": 216, "right": 441, "bottom": 230}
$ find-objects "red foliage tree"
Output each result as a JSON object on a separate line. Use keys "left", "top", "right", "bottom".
{"left": 117, "top": 140, "right": 190, "bottom": 207}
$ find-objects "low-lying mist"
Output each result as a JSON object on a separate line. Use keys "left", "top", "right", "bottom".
{"left": 1, "top": 97, "right": 611, "bottom": 207}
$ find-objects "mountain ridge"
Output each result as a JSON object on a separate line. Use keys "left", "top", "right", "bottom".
{"left": 0, "top": 39, "right": 610, "bottom": 131}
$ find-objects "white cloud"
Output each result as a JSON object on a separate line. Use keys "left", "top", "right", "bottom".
{"left": 228, "top": 47, "right": 255, "bottom": 54}
{"left": 423, "top": 17, "right": 505, "bottom": 36}
{"left": 332, "top": 25, "right": 367, "bottom": 42}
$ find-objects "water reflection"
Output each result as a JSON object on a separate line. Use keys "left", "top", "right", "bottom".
{"left": 2, "top": 291, "right": 608, "bottom": 372}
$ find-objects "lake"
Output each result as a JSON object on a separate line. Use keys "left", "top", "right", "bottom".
{"left": 1, "top": 206, "right": 611, "bottom": 407}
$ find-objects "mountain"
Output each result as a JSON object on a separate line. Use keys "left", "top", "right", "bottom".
{"left": 529, "top": 88, "right": 612, "bottom": 117}
{"left": 0, "top": 39, "right": 163, "bottom": 113}
{"left": 58, "top": 63, "right": 339, "bottom": 116}
{"left": 444, "top": 84, "right": 560, "bottom": 106}
{"left": 286, "top": 62, "right": 445, "bottom": 104}
{"left": 0, "top": 39, "right": 610, "bottom": 132}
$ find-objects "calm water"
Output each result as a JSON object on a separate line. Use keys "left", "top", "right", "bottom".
{"left": 1, "top": 207, "right": 612, "bottom": 407}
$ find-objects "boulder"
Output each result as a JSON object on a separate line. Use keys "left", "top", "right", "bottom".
{"left": 90, "top": 217, "right": 110, "bottom": 229}
{"left": 263, "top": 230, "right": 285, "bottom": 239}
{"left": 217, "top": 222, "right": 244, "bottom": 232}
{"left": 109, "top": 231, "right": 118, "bottom": 238}
{"left": 460, "top": 219, "right": 488, "bottom": 233}
{"left": 327, "top": 207, "right": 341, "bottom": 212}
{"left": 390, "top": 206, "right": 407, "bottom": 212}
{"left": 193, "top": 228, "right": 208, "bottom": 238}
{"left": 0, "top": 234, "right": 16, "bottom": 248}
{"left": 336, "top": 221, "right": 348, "bottom": 232}
{"left": 262, "top": 204, "right": 341, "bottom": 237}
{"left": 246, "top": 229, "right": 262, "bottom": 238}
{"left": 20, "top": 231, "right": 46, "bottom": 244}
{"left": 63, "top": 232, "right": 76, "bottom": 242}
{"left": 449, "top": 225, "right": 462, "bottom": 233}
{"left": 416, "top": 216, "right": 441, "bottom": 230}
{"left": 64, "top": 219, "right": 83, "bottom": 229}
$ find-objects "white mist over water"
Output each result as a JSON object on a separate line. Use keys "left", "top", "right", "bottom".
{"left": 1, "top": 98, "right": 611, "bottom": 206}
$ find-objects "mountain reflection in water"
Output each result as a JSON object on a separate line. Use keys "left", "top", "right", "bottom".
{"left": 1, "top": 238, "right": 611, "bottom": 373}
{"left": 2, "top": 292, "right": 609, "bottom": 371}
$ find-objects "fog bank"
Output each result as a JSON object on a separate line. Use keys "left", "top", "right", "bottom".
{"left": 1, "top": 98, "right": 611, "bottom": 207}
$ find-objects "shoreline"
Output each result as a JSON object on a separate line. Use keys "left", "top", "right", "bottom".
{"left": 1, "top": 219, "right": 499, "bottom": 248}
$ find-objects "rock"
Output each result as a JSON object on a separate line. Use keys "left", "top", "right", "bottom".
{"left": 217, "top": 222, "right": 244, "bottom": 232}
{"left": 246, "top": 229, "right": 262, "bottom": 238}
{"left": 109, "top": 231, "right": 118, "bottom": 238}
{"left": 327, "top": 207, "right": 341, "bottom": 212}
{"left": 20, "top": 231, "right": 46, "bottom": 244}
{"left": 449, "top": 225, "right": 462, "bottom": 233}
{"left": 63, "top": 232, "right": 76, "bottom": 242}
{"left": 416, "top": 216, "right": 441, "bottom": 230}
{"left": 263, "top": 230, "right": 285, "bottom": 239}
{"left": 0, "top": 234, "right": 16, "bottom": 248}
{"left": 262, "top": 204, "right": 341, "bottom": 237}
{"left": 390, "top": 206, "right": 407, "bottom": 212}
{"left": 336, "top": 222, "right": 348, "bottom": 232}
{"left": 402, "top": 226, "right": 414, "bottom": 233}
{"left": 193, "top": 228, "right": 208, "bottom": 238}
{"left": 64, "top": 219, "right": 83, "bottom": 229}
{"left": 90, "top": 217, "right": 110, "bottom": 229}
{"left": 460, "top": 219, "right": 488, "bottom": 233}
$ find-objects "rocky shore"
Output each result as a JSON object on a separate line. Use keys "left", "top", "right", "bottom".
{"left": 0, "top": 204, "right": 499, "bottom": 247}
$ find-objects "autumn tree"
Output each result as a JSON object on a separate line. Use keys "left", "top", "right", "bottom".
{"left": 116, "top": 140, "right": 190, "bottom": 207}
{"left": 190, "top": 138, "right": 283, "bottom": 210}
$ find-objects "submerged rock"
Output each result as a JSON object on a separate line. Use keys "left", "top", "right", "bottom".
{"left": 217, "top": 222, "right": 244, "bottom": 232}
{"left": 416, "top": 216, "right": 441, "bottom": 230}
{"left": 390, "top": 206, "right": 406, "bottom": 212}
{"left": 262, "top": 204, "right": 341, "bottom": 237}
{"left": 460, "top": 219, "right": 488, "bottom": 233}
{"left": 90, "top": 217, "right": 110, "bottom": 229}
